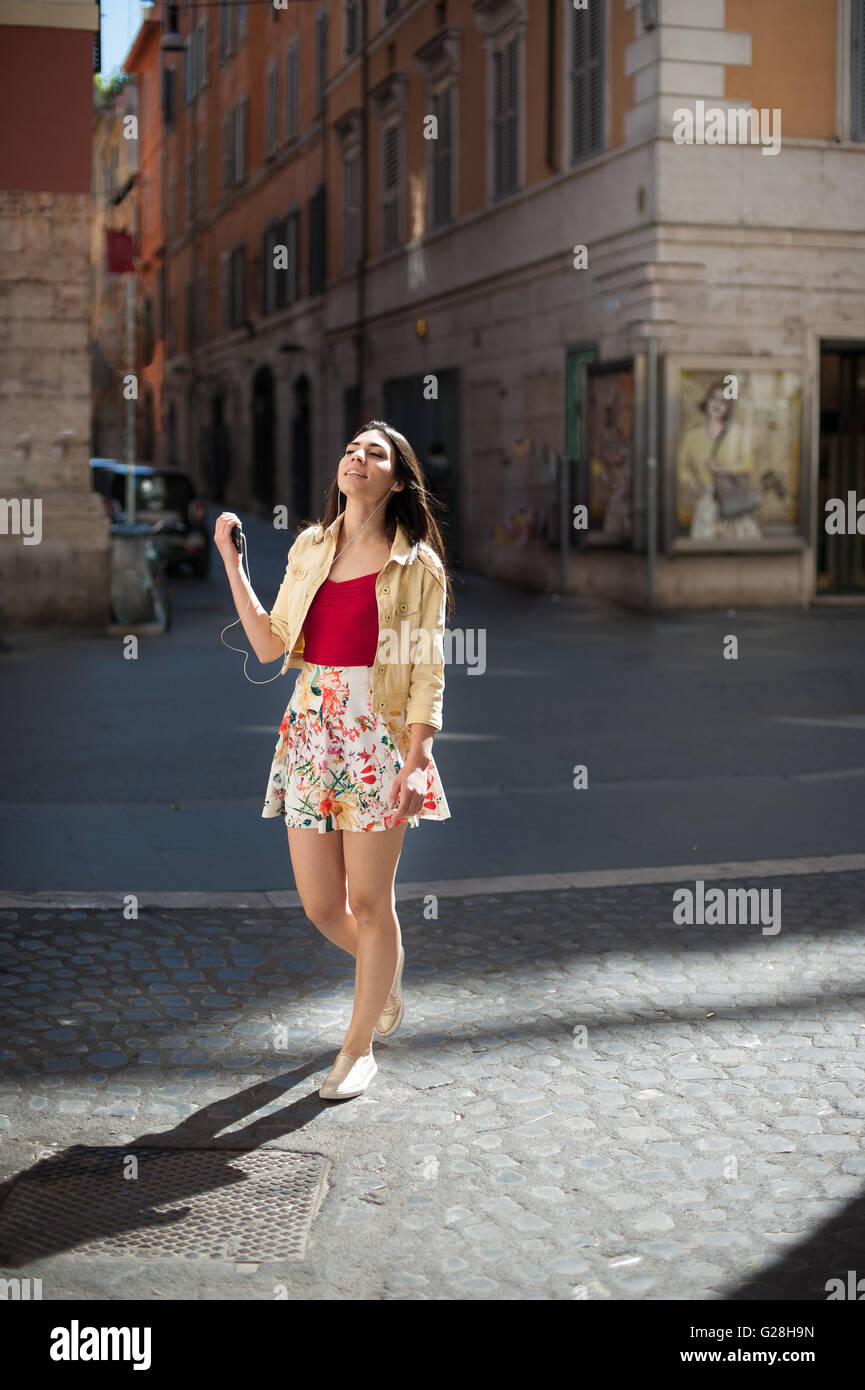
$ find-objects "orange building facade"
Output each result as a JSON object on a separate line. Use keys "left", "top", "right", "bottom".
{"left": 121, "top": 0, "right": 865, "bottom": 606}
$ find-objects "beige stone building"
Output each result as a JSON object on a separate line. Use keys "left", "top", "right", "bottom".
{"left": 0, "top": 0, "right": 109, "bottom": 625}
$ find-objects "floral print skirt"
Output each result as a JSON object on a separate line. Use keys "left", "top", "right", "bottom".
{"left": 261, "top": 661, "right": 451, "bottom": 833}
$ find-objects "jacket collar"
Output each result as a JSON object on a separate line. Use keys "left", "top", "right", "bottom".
{"left": 323, "top": 508, "right": 418, "bottom": 566}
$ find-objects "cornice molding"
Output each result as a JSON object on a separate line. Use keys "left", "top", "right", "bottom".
{"left": 370, "top": 71, "right": 408, "bottom": 123}
{"left": 414, "top": 26, "right": 463, "bottom": 86}
{"left": 470, "top": 0, "right": 527, "bottom": 41}
{"left": 334, "top": 106, "right": 364, "bottom": 151}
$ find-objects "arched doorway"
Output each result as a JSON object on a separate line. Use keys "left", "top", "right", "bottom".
{"left": 291, "top": 374, "right": 311, "bottom": 523}
{"left": 252, "top": 365, "right": 276, "bottom": 513}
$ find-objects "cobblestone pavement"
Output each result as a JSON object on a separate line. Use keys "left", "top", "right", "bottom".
{"left": 1, "top": 871, "right": 864, "bottom": 1300}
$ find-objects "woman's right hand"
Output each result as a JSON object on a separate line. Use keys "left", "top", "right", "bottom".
{"left": 214, "top": 512, "right": 243, "bottom": 568}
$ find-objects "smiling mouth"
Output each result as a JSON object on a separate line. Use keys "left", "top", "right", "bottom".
{"left": 346, "top": 469, "right": 367, "bottom": 477}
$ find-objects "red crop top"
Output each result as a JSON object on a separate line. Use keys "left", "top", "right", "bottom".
{"left": 301, "top": 571, "right": 380, "bottom": 666}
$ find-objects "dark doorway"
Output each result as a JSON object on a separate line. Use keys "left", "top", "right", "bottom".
{"left": 166, "top": 399, "right": 178, "bottom": 470}
{"left": 382, "top": 368, "right": 462, "bottom": 565}
{"left": 291, "top": 374, "right": 312, "bottom": 523}
{"left": 818, "top": 345, "right": 865, "bottom": 592}
{"left": 252, "top": 365, "right": 276, "bottom": 513}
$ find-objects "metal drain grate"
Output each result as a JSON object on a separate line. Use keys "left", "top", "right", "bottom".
{"left": 0, "top": 1147, "right": 331, "bottom": 1263}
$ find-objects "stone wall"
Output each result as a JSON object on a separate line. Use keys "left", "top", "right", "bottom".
{"left": 0, "top": 190, "right": 110, "bottom": 625}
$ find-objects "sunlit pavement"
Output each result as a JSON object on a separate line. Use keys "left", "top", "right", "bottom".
{"left": 1, "top": 867, "right": 863, "bottom": 1299}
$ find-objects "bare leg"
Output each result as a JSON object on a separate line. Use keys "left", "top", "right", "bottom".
{"left": 340, "top": 823, "right": 407, "bottom": 1058}
{"left": 286, "top": 825, "right": 358, "bottom": 956}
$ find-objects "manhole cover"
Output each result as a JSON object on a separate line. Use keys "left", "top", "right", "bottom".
{"left": 0, "top": 1147, "right": 330, "bottom": 1264}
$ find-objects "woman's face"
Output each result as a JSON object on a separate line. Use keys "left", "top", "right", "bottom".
{"left": 339, "top": 430, "right": 402, "bottom": 507}
{"left": 706, "top": 390, "right": 729, "bottom": 423}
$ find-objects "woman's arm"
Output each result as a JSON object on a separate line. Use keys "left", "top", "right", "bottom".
{"left": 215, "top": 512, "right": 288, "bottom": 665}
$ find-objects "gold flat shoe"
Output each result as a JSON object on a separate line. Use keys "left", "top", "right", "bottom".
{"left": 319, "top": 1049, "right": 378, "bottom": 1100}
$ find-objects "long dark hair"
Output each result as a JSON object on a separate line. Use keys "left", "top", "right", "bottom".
{"left": 299, "top": 418, "right": 455, "bottom": 619}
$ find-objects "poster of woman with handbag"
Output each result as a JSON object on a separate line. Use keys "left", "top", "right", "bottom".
{"left": 676, "top": 377, "right": 763, "bottom": 540}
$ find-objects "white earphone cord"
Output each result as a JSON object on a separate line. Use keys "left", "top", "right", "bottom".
{"left": 219, "top": 485, "right": 397, "bottom": 685}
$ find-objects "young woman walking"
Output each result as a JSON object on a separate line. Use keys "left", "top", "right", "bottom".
{"left": 215, "top": 421, "right": 453, "bottom": 1101}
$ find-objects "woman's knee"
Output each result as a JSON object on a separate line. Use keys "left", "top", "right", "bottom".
{"left": 347, "top": 891, "right": 394, "bottom": 927}
{"left": 301, "top": 893, "right": 349, "bottom": 934}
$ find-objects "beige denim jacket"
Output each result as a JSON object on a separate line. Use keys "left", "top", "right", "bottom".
{"left": 268, "top": 510, "right": 447, "bottom": 732}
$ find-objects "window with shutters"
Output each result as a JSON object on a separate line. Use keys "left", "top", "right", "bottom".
{"left": 286, "top": 211, "right": 300, "bottom": 304}
{"left": 183, "top": 40, "right": 192, "bottom": 106}
{"left": 186, "top": 276, "right": 195, "bottom": 351}
{"left": 236, "top": 0, "right": 247, "bottom": 47}
{"left": 189, "top": 24, "right": 198, "bottom": 97}
{"left": 189, "top": 21, "right": 203, "bottom": 98}
{"left": 168, "top": 173, "right": 177, "bottom": 238}
{"left": 156, "top": 265, "right": 166, "bottom": 340}
{"left": 854, "top": 0, "right": 865, "bottom": 139}
{"left": 231, "top": 243, "right": 246, "bottom": 328}
{"left": 163, "top": 66, "right": 176, "bottom": 129}
{"left": 570, "top": 0, "right": 604, "bottom": 162}
{"left": 344, "top": 0, "right": 359, "bottom": 58}
{"left": 381, "top": 121, "right": 401, "bottom": 251}
{"left": 286, "top": 38, "right": 300, "bottom": 141}
{"left": 199, "top": 18, "right": 208, "bottom": 90}
{"left": 219, "top": 0, "right": 232, "bottom": 63}
{"left": 197, "top": 266, "right": 207, "bottom": 344}
{"left": 143, "top": 295, "right": 154, "bottom": 365}
{"left": 234, "top": 97, "right": 247, "bottom": 183}
{"left": 309, "top": 184, "right": 326, "bottom": 293}
{"left": 185, "top": 153, "right": 194, "bottom": 224}
{"left": 342, "top": 151, "right": 362, "bottom": 270}
{"left": 219, "top": 252, "right": 230, "bottom": 330}
{"left": 267, "top": 217, "right": 287, "bottom": 312}
{"left": 222, "top": 114, "right": 234, "bottom": 190}
{"left": 167, "top": 292, "right": 177, "bottom": 357}
{"left": 431, "top": 83, "right": 454, "bottom": 229}
{"left": 315, "top": 6, "right": 327, "bottom": 114}
{"left": 266, "top": 60, "right": 279, "bottom": 156}
{"left": 262, "top": 226, "right": 274, "bottom": 315}
{"left": 492, "top": 36, "right": 519, "bottom": 199}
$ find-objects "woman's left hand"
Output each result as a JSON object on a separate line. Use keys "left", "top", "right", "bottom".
{"left": 389, "top": 761, "right": 428, "bottom": 822}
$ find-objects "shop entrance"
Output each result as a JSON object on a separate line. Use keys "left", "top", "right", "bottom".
{"left": 382, "top": 368, "right": 462, "bottom": 566}
{"left": 818, "top": 345, "right": 865, "bottom": 592}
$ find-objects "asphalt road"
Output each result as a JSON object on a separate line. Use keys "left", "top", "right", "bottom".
{"left": 1, "top": 506, "right": 864, "bottom": 891}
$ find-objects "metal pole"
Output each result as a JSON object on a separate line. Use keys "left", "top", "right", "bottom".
{"left": 646, "top": 336, "right": 658, "bottom": 613}
{"left": 125, "top": 271, "right": 136, "bottom": 522}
